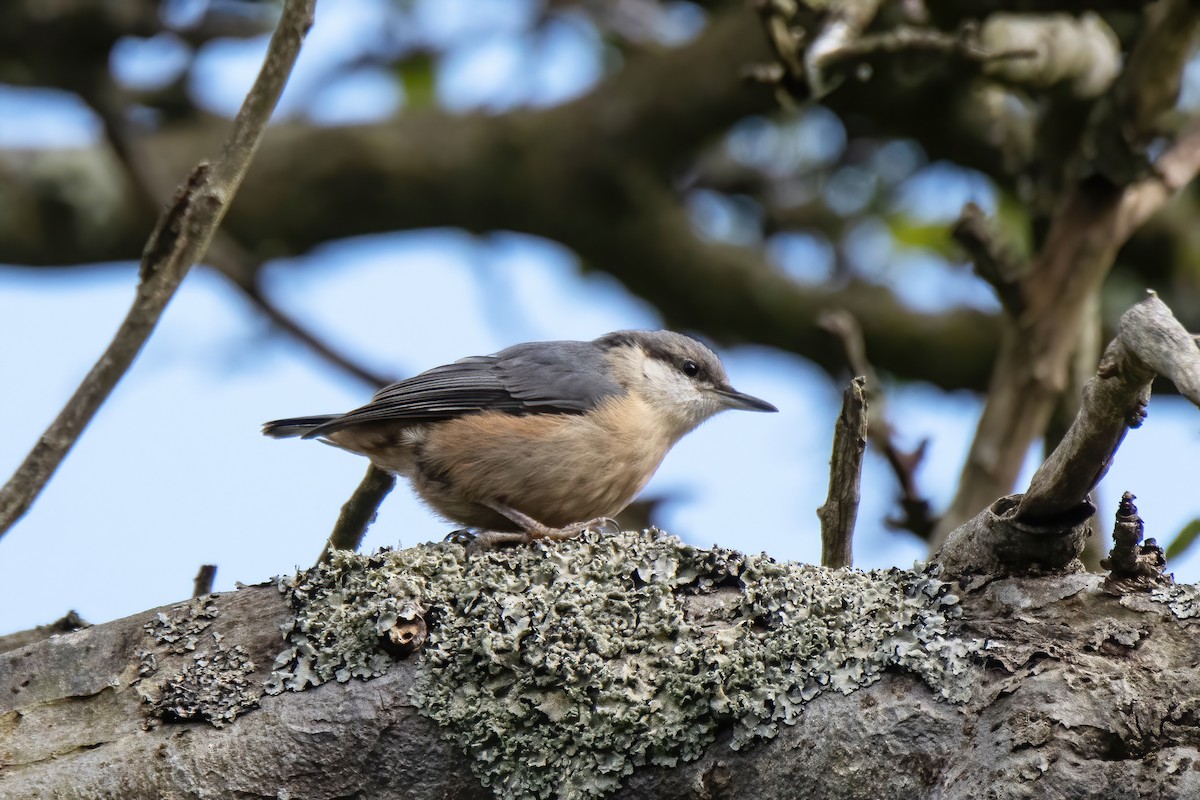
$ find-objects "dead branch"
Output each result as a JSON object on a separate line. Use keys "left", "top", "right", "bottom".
{"left": 819, "top": 310, "right": 938, "bottom": 540}
{"left": 0, "top": 0, "right": 317, "bottom": 539}
{"left": 193, "top": 565, "right": 217, "bottom": 599}
{"left": 1102, "top": 492, "right": 1169, "bottom": 592}
{"left": 937, "top": 293, "right": 1200, "bottom": 578}
{"left": 818, "top": 377, "right": 868, "bottom": 568}
{"left": 318, "top": 464, "right": 398, "bottom": 565}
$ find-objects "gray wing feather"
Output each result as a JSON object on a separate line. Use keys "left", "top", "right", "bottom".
{"left": 303, "top": 340, "right": 622, "bottom": 438}
{"left": 494, "top": 340, "right": 622, "bottom": 410}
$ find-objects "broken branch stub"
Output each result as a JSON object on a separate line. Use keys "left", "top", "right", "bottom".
{"left": 936, "top": 293, "right": 1200, "bottom": 579}
{"left": 1102, "top": 491, "right": 1170, "bottom": 592}
{"left": 818, "top": 376, "right": 868, "bottom": 568}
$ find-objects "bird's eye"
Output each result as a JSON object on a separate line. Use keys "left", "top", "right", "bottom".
{"left": 680, "top": 359, "right": 701, "bottom": 378}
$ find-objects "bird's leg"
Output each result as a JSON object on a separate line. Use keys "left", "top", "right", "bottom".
{"left": 482, "top": 501, "right": 622, "bottom": 543}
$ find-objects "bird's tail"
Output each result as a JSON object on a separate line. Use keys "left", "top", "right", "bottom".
{"left": 262, "top": 415, "right": 339, "bottom": 439}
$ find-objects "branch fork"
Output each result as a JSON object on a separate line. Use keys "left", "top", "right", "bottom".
{"left": 937, "top": 293, "right": 1200, "bottom": 579}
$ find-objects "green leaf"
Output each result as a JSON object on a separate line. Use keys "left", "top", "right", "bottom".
{"left": 887, "top": 216, "right": 954, "bottom": 256}
{"left": 397, "top": 51, "right": 437, "bottom": 110}
{"left": 1165, "top": 518, "right": 1200, "bottom": 561}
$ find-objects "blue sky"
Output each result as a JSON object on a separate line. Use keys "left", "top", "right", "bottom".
{"left": 3, "top": 0, "right": 1200, "bottom": 634}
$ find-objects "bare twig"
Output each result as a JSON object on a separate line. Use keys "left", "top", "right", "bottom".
{"left": 819, "top": 311, "right": 937, "bottom": 540}
{"left": 818, "top": 377, "right": 868, "bottom": 569}
{"left": 85, "top": 83, "right": 391, "bottom": 393}
{"left": 1020, "top": 292, "right": 1200, "bottom": 521}
{"left": 232, "top": 272, "right": 394, "bottom": 390}
{"left": 0, "top": 0, "right": 316, "bottom": 539}
{"left": 317, "top": 464, "right": 398, "bottom": 565}
{"left": 193, "top": 564, "right": 218, "bottom": 598}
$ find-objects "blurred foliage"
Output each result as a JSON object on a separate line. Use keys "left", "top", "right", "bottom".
{"left": 1167, "top": 518, "right": 1200, "bottom": 562}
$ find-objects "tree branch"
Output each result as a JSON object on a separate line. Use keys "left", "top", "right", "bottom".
{"left": 937, "top": 117, "right": 1200, "bottom": 542}
{"left": 1019, "top": 292, "right": 1200, "bottom": 522}
{"left": 0, "top": 0, "right": 316, "bottom": 539}
{"left": 819, "top": 310, "right": 938, "bottom": 541}
{"left": 818, "top": 377, "right": 868, "bottom": 568}
{"left": 937, "top": 293, "right": 1200, "bottom": 577}
{"left": 5, "top": 530, "right": 1200, "bottom": 797}
{"left": 317, "top": 464, "right": 397, "bottom": 565}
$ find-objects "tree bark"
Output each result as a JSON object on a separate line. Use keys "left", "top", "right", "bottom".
{"left": 3, "top": 530, "right": 1200, "bottom": 800}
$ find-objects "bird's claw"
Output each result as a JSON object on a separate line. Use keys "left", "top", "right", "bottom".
{"left": 459, "top": 516, "right": 624, "bottom": 554}
{"left": 444, "top": 529, "right": 477, "bottom": 545}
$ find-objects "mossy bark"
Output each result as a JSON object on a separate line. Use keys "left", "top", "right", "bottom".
{"left": 3, "top": 533, "right": 1199, "bottom": 799}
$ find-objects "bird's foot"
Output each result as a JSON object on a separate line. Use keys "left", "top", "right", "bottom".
{"left": 527, "top": 516, "right": 622, "bottom": 541}
{"left": 465, "top": 502, "right": 623, "bottom": 552}
{"left": 443, "top": 529, "right": 478, "bottom": 546}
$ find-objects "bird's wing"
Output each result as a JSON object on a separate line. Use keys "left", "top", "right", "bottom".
{"left": 303, "top": 340, "right": 623, "bottom": 437}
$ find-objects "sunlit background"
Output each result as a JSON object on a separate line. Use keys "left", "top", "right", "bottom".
{"left": 3, "top": 0, "right": 1200, "bottom": 635}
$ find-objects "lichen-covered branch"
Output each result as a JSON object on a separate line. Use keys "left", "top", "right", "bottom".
{"left": 5, "top": 530, "right": 1200, "bottom": 798}
{"left": 0, "top": 0, "right": 316, "bottom": 539}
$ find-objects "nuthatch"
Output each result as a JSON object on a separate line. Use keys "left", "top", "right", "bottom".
{"left": 263, "top": 330, "right": 776, "bottom": 544}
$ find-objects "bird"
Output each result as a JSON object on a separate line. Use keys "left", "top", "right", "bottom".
{"left": 263, "top": 330, "right": 777, "bottom": 546}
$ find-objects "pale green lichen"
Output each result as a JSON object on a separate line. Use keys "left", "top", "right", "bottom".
{"left": 1150, "top": 583, "right": 1200, "bottom": 618}
{"left": 269, "top": 529, "right": 985, "bottom": 800}
{"left": 141, "top": 597, "right": 259, "bottom": 724}
{"left": 145, "top": 597, "right": 218, "bottom": 654}
{"left": 155, "top": 637, "right": 259, "bottom": 724}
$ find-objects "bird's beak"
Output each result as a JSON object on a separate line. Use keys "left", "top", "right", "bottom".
{"left": 715, "top": 387, "right": 778, "bottom": 413}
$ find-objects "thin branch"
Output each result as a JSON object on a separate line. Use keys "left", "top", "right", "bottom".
{"left": 819, "top": 311, "right": 937, "bottom": 540}
{"left": 1020, "top": 292, "right": 1200, "bottom": 522}
{"left": 317, "top": 464, "right": 397, "bottom": 565}
{"left": 817, "top": 377, "right": 868, "bottom": 569}
{"left": 193, "top": 564, "right": 218, "bottom": 598}
{"left": 0, "top": 0, "right": 316, "bottom": 539}
{"left": 232, "top": 272, "right": 394, "bottom": 390}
